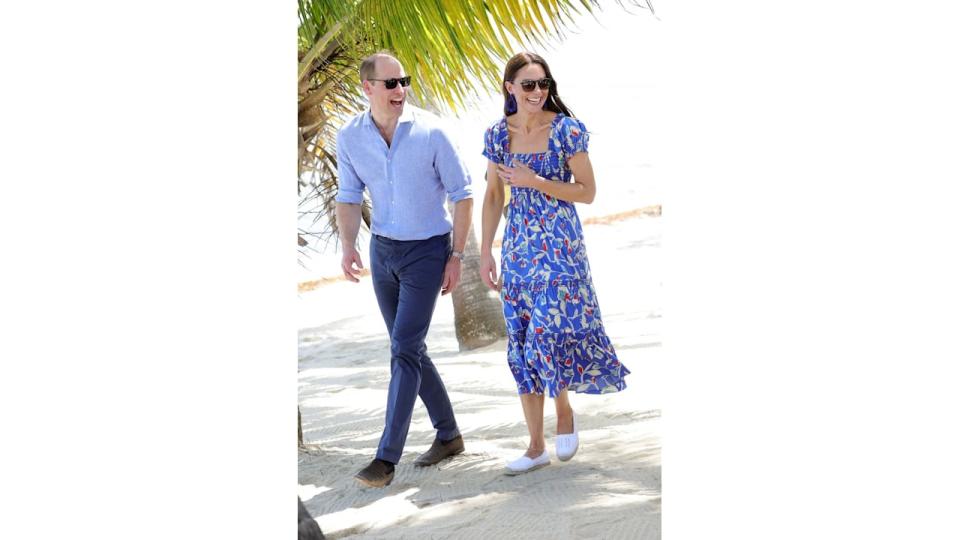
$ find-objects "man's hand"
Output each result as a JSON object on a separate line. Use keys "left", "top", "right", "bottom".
{"left": 479, "top": 251, "right": 500, "bottom": 291}
{"left": 341, "top": 246, "right": 364, "bottom": 283}
{"left": 440, "top": 258, "right": 462, "bottom": 295}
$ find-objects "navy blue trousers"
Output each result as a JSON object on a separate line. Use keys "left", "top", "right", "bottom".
{"left": 370, "top": 232, "right": 460, "bottom": 463}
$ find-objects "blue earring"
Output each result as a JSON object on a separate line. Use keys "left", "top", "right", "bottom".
{"left": 505, "top": 94, "right": 517, "bottom": 115}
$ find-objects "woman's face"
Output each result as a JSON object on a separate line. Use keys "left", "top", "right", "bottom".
{"left": 507, "top": 63, "right": 549, "bottom": 114}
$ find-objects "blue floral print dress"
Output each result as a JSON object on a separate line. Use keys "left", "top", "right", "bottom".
{"left": 483, "top": 113, "right": 630, "bottom": 397}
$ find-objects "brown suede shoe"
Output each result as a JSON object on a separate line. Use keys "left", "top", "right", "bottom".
{"left": 354, "top": 459, "right": 394, "bottom": 488}
{"left": 414, "top": 435, "right": 465, "bottom": 467}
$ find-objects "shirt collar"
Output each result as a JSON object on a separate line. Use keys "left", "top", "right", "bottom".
{"left": 363, "top": 106, "right": 416, "bottom": 128}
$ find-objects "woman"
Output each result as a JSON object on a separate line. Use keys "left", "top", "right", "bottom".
{"left": 479, "top": 52, "right": 630, "bottom": 475}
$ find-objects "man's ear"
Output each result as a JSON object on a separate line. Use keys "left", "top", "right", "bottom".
{"left": 361, "top": 80, "right": 372, "bottom": 97}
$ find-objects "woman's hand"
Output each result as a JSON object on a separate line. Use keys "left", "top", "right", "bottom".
{"left": 479, "top": 251, "right": 500, "bottom": 291}
{"left": 497, "top": 163, "right": 541, "bottom": 189}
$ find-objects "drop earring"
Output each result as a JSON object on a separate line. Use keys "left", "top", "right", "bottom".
{"left": 505, "top": 93, "right": 517, "bottom": 115}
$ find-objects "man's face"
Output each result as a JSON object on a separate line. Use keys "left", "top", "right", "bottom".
{"left": 363, "top": 57, "right": 407, "bottom": 118}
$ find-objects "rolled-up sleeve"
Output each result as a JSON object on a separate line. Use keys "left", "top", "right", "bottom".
{"left": 334, "top": 130, "right": 365, "bottom": 204}
{"left": 431, "top": 127, "right": 473, "bottom": 203}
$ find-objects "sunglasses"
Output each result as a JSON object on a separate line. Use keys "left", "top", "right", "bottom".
{"left": 368, "top": 76, "right": 412, "bottom": 89}
{"left": 514, "top": 78, "right": 552, "bottom": 92}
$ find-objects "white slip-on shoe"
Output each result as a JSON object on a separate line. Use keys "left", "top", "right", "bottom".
{"left": 504, "top": 449, "right": 550, "bottom": 475}
{"left": 556, "top": 412, "right": 579, "bottom": 462}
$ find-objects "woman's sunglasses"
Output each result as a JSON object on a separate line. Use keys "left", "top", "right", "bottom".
{"left": 368, "top": 76, "right": 412, "bottom": 89}
{"left": 515, "top": 78, "right": 552, "bottom": 92}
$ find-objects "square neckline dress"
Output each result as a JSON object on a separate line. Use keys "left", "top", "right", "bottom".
{"left": 483, "top": 113, "right": 630, "bottom": 397}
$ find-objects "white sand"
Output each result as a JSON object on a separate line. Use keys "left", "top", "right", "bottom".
{"left": 298, "top": 216, "right": 661, "bottom": 539}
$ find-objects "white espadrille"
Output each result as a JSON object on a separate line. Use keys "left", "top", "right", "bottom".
{"left": 555, "top": 412, "right": 579, "bottom": 461}
{"left": 504, "top": 449, "right": 550, "bottom": 475}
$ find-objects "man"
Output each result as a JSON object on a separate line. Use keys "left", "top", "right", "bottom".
{"left": 335, "top": 52, "right": 474, "bottom": 488}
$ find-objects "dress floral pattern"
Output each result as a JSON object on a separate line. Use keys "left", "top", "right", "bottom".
{"left": 483, "top": 113, "right": 630, "bottom": 397}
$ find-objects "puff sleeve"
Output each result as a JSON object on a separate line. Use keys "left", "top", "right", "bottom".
{"left": 482, "top": 121, "right": 504, "bottom": 164}
{"left": 560, "top": 116, "right": 590, "bottom": 156}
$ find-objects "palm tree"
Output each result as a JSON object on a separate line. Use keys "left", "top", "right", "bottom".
{"left": 297, "top": 0, "right": 655, "bottom": 344}
{"left": 451, "top": 221, "right": 509, "bottom": 350}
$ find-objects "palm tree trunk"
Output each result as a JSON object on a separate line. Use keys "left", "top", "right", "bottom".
{"left": 451, "top": 223, "right": 507, "bottom": 350}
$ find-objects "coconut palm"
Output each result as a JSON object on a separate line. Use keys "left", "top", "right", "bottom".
{"left": 450, "top": 215, "right": 510, "bottom": 349}
{"left": 297, "top": 0, "right": 655, "bottom": 347}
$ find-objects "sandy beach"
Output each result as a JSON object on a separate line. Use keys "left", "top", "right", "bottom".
{"left": 298, "top": 215, "right": 662, "bottom": 539}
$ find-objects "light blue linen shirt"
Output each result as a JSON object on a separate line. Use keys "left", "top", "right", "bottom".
{"left": 335, "top": 106, "right": 473, "bottom": 241}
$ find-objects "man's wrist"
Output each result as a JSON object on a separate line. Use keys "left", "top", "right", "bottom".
{"left": 449, "top": 250, "right": 465, "bottom": 261}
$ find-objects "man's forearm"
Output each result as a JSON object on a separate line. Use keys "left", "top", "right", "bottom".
{"left": 451, "top": 198, "right": 474, "bottom": 252}
{"left": 336, "top": 203, "right": 363, "bottom": 249}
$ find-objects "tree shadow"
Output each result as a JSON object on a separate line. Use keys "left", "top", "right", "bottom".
{"left": 299, "top": 247, "right": 662, "bottom": 538}
{"left": 299, "top": 409, "right": 661, "bottom": 539}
